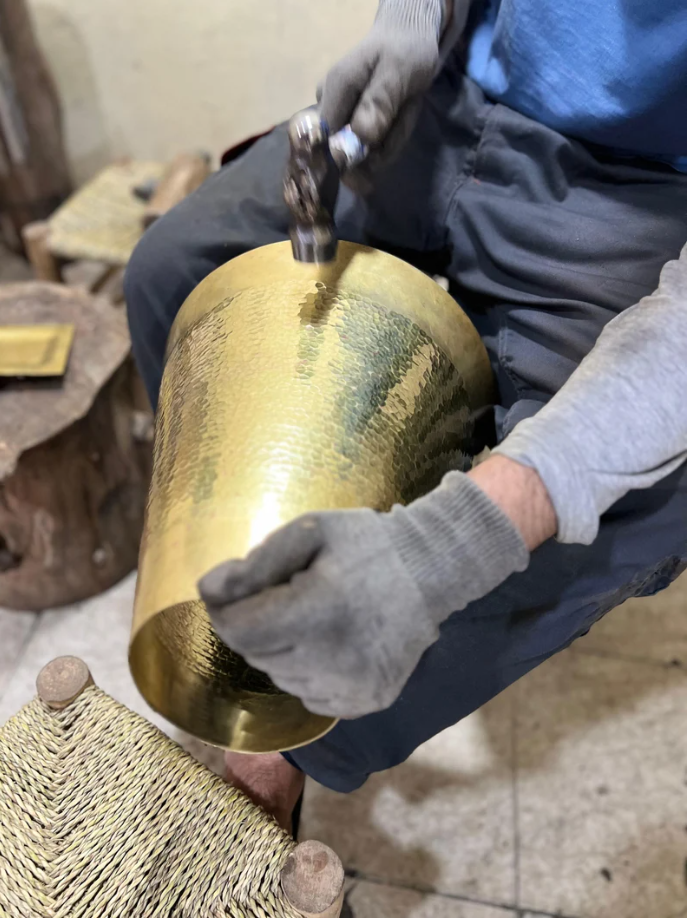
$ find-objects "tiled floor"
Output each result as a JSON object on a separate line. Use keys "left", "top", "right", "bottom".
{"left": 1, "top": 571, "right": 686, "bottom": 918}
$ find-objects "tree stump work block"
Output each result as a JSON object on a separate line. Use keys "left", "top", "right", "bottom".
{"left": 0, "top": 283, "right": 150, "bottom": 610}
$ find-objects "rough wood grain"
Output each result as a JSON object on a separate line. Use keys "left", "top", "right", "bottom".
{"left": 0, "top": 282, "right": 150, "bottom": 610}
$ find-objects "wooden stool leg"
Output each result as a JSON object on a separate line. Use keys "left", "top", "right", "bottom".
{"left": 22, "top": 221, "right": 61, "bottom": 282}
{"left": 36, "top": 656, "right": 94, "bottom": 709}
{"left": 281, "top": 841, "right": 345, "bottom": 918}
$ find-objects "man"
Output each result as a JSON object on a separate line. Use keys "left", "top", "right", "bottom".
{"left": 125, "top": 0, "right": 687, "bottom": 830}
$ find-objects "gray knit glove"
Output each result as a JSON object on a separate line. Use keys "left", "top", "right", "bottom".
{"left": 199, "top": 472, "right": 529, "bottom": 719}
{"left": 319, "top": 0, "right": 447, "bottom": 190}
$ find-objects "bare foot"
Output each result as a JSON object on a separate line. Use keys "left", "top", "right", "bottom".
{"left": 225, "top": 750, "right": 305, "bottom": 833}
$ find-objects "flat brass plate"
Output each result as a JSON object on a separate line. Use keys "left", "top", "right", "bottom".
{"left": 0, "top": 323, "right": 75, "bottom": 377}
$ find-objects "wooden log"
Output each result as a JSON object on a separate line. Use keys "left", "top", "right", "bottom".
{"left": 0, "top": 0, "right": 71, "bottom": 247}
{"left": 281, "top": 841, "right": 345, "bottom": 918}
{"left": 0, "top": 283, "right": 150, "bottom": 610}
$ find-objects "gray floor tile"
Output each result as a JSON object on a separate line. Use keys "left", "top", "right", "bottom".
{"left": 0, "top": 573, "right": 225, "bottom": 775}
{"left": 301, "top": 692, "right": 516, "bottom": 905}
{"left": 0, "top": 573, "right": 153, "bottom": 725}
{"left": 516, "top": 650, "right": 687, "bottom": 918}
{"left": 346, "top": 879, "right": 515, "bottom": 918}
{"left": 0, "top": 608, "right": 37, "bottom": 700}
{"left": 574, "top": 571, "right": 687, "bottom": 667}
{"left": 519, "top": 914, "right": 582, "bottom": 918}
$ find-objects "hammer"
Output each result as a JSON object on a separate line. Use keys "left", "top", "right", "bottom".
{"left": 284, "top": 110, "right": 368, "bottom": 263}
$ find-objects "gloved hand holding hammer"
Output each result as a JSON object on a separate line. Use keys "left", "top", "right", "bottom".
{"left": 319, "top": 0, "right": 457, "bottom": 189}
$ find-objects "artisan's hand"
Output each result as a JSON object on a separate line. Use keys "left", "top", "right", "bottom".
{"left": 319, "top": 0, "right": 449, "bottom": 189}
{"left": 199, "top": 467, "right": 533, "bottom": 719}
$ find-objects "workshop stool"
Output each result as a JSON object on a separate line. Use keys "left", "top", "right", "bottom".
{"left": 0, "top": 656, "right": 345, "bottom": 918}
{"left": 20, "top": 155, "right": 210, "bottom": 296}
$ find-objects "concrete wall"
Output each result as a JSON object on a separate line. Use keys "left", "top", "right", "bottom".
{"left": 27, "top": 0, "right": 377, "bottom": 184}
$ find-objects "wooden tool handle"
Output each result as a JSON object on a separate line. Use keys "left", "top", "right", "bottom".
{"left": 142, "top": 153, "right": 210, "bottom": 229}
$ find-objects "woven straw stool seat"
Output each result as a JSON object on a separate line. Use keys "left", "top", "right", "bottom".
{"left": 45, "top": 161, "right": 166, "bottom": 266}
{"left": 20, "top": 156, "right": 210, "bottom": 288}
{"left": 0, "top": 657, "right": 344, "bottom": 918}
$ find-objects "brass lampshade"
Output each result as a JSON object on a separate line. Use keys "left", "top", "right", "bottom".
{"left": 130, "top": 241, "right": 493, "bottom": 754}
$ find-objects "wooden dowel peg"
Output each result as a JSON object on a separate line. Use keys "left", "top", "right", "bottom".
{"left": 36, "top": 656, "right": 93, "bottom": 709}
{"left": 21, "top": 221, "right": 61, "bottom": 282}
{"left": 281, "top": 840, "right": 345, "bottom": 918}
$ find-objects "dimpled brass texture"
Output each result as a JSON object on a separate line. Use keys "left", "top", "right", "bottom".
{"left": 130, "top": 241, "right": 494, "bottom": 753}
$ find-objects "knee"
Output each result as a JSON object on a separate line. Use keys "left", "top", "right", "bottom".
{"left": 125, "top": 221, "right": 174, "bottom": 349}
{"left": 124, "top": 218, "right": 195, "bottom": 409}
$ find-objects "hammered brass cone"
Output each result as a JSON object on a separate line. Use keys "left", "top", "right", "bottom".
{"left": 130, "top": 241, "right": 493, "bottom": 753}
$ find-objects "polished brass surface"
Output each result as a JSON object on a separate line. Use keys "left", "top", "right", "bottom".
{"left": 130, "top": 241, "right": 494, "bottom": 753}
{"left": 0, "top": 323, "right": 74, "bottom": 376}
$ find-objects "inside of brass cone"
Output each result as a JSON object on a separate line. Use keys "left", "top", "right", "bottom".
{"left": 129, "top": 599, "right": 336, "bottom": 754}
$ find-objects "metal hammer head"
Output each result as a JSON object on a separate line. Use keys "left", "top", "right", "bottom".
{"left": 284, "top": 110, "right": 339, "bottom": 263}
{"left": 284, "top": 111, "right": 367, "bottom": 264}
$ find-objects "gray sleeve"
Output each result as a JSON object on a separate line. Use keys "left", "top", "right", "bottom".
{"left": 374, "top": 0, "right": 471, "bottom": 48}
{"left": 493, "top": 242, "right": 687, "bottom": 545}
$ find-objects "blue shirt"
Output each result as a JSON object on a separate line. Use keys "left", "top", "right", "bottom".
{"left": 465, "top": 0, "right": 687, "bottom": 171}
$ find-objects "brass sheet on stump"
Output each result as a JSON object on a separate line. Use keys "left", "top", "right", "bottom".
{"left": 0, "top": 323, "right": 74, "bottom": 377}
{"left": 130, "top": 241, "right": 493, "bottom": 753}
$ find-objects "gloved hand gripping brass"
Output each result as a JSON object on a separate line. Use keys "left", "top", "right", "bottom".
{"left": 284, "top": 110, "right": 367, "bottom": 263}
